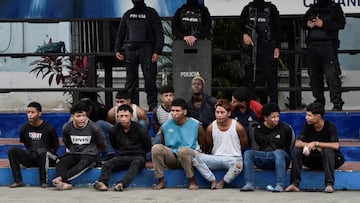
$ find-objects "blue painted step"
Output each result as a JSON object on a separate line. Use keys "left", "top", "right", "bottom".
{"left": 1, "top": 111, "right": 359, "bottom": 140}
{"left": 0, "top": 167, "right": 359, "bottom": 190}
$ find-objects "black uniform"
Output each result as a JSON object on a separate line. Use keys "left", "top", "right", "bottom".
{"left": 172, "top": 0, "right": 211, "bottom": 40}
{"left": 301, "top": 0, "right": 346, "bottom": 110}
{"left": 239, "top": 0, "right": 281, "bottom": 104}
{"left": 115, "top": 1, "right": 164, "bottom": 110}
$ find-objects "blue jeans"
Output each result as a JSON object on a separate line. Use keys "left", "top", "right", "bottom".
{"left": 243, "top": 149, "right": 290, "bottom": 186}
{"left": 193, "top": 153, "right": 243, "bottom": 183}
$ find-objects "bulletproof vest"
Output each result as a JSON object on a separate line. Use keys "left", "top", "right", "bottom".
{"left": 179, "top": 6, "right": 202, "bottom": 36}
{"left": 306, "top": 4, "right": 340, "bottom": 42}
{"left": 127, "top": 11, "right": 151, "bottom": 42}
{"left": 246, "top": 3, "right": 272, "bottom": 43}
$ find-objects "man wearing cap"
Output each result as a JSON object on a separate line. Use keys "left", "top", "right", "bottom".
{"left": 187, "top": 75, "right": 217, "bottom": 129}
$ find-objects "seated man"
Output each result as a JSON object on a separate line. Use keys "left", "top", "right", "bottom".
{"left": 187, "top": 75, "right": 216, "bottom": 129}
{"left": 231, "top": 87, "right": 263, "bottom": 149}
{"left": 52, "top": 102, "right": 106, "bottom": 190}
{"left": 96, "top": 89, "right": 149, "bottom": 159}
{"left": 152, "top": 98, "right": 208, "bottom": 190}
{"left": 93, "top": 104, "right": 151, "bottom": 191}
{"left": 231, "top": 87, "right": 263, "bottom": 128}
{"left": 285, "top": 102, "right": 345, "bottom": 193}
{"left": 146, "top": 85, "right": 175, "bottom": 168}
{"left": 240, "top": 103, "right": 295, "bottom": 192}
{"left": 79, "top": 92, "right": 108, "bottom": 122}
{"left": 105, "top": 89, "right": 149, "bottom": 127}
{"left": 193, "top": 99, "right": 248, "bottom": 189}
{"left": 8, "top": 102, "right": 59, "bottom": 188}
{"left": 152, "top": 85, "right": 174, "bottom": 135}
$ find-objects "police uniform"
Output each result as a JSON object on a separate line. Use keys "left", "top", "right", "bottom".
{"left": 115, "top": 1, "right": 164, "bottom": 110}
{"left": 301, "top": 0, "right": 345, "bottom": 110}
{"left": 172, "top": 0, "right": 211, "bottom": 40}
{"left": 239, "top": 0, "right": 281, "bottom": 104}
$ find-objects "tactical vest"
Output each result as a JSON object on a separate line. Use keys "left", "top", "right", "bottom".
{"left": 179, "top": 6, "right": 202, "bottom": 36}
{"left": 246, "top": 2, "right": 272, "bottom": 43}
{"left": 127, "top": 12, "right": 151, "bottom": 42}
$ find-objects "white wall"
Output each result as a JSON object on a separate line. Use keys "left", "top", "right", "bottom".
{"left": 0, "top": 22, "right": 71, "bottom": 111}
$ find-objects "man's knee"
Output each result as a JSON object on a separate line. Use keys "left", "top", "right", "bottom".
{"left": 151, "top": 144, "right": 163, "bottom": 155}
{"left": 8, "top": 146, "right": 21, "bottom": 157}
{"left": 177, "top": 147, "right": 194, "bottom": 158}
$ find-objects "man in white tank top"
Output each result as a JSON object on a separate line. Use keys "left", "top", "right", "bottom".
{"left": 193, "top": 99, "right": 249, "bottom": 189}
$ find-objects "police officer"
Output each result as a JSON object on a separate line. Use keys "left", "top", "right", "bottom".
{"left": 172, "top": 0, "right": 211, "bottom": 46}
{"left": 239, "top": 0, "right": 281, "bottom": 105}
{"left": 115, "top": 0, "right": 164, "bottom": 111}
{"left": 302, "top": 0, "right": 345, "bottom": 111}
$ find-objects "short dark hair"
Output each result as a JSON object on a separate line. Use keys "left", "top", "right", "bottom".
{"left": 159, "top": 85, "right": 174, "bottom": 95}
{"left": 262, "top": 103, "right": 280, "bottom": 117}
{"left": 306, "top": 102, "right": 325, "bottom": 117}
{"left": 215, "top": 99, "right": 231, "bottom": 112}
{"left": 115, "top": 89, "right": 131, "bottom": 100}
{"left": 232, "top": 87, "right": 250, "bottom": 103}
{"left": 117, "top": 104, "right": 133, "bottom": 114}
{"left": 70, "top": 102, "right": 90, "bottom": 114}
{"left": 171, "top": 98, "right": 190, "bottom": 117}
{"left": 171, "top": 98, "right": 188, "bottom": 109}
{"left": 28, "top": 102, "right": 42, "bottom": 112}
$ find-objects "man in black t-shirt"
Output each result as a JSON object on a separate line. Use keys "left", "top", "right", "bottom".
{"left": 285, "top": 102, "right": 345, "bottom": 193}
{"left": 8, "top": 102, "right": 59, "bottom": 188}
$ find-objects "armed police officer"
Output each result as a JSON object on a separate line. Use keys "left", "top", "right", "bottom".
{"left": 239, "top": 0, "right": 281, "bottom": 105}
{"left": 302, "top": 0, "right": 346, "bottom": 111}
{"left": 172, "top": 0, "right": 211, "bottom": 46}
{"left": 115, "top": 0, "right": 164, "bottom": 111}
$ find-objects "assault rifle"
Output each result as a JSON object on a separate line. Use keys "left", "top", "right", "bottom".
{"left": 246, "top": 7, "right": 258, "bottom": 82}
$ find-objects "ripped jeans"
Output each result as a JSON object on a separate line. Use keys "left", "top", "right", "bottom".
{"left": 192, "top": 153, "right": 243, "bottom": 184}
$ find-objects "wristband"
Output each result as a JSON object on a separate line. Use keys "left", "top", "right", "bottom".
{"left": 316, "top": 141, "right": 319, "bottom": 148}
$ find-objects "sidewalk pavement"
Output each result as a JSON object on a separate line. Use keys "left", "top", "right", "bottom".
{"left": 1, "top": 186, "right": 359, "bottom": 203}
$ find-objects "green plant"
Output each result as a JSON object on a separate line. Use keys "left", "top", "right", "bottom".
{"left": 29, "top": 55, "right": 91, "bottom": 88}
{"left": 211, "top": 18, "right": 245, "bottom": 99}
{"left": 29, "top": 40, "right": 96, "bottom": 102}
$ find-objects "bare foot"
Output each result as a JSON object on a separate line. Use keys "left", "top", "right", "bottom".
{"left": 145, "top": 161, "right": 154, "bottom": 169}
{"left": 52, "top": 177, "right": 62, "bottom": 185}
{"left": 210, "top": 180, "right": 218, "bottom": 189}
{"left": 216, "top": 180, "right": 225, "bottom": 189}
{"left": 188, "top": 183, "right": 199, "bottom": 190}
{"left": 152, "top": 181, "right": 166, "bottom": 190}
{"left": 188, "top": 176, "right": 199, "bottom": 190}
{"left": 114, "top": 183, "right": 123, "bottom": 192}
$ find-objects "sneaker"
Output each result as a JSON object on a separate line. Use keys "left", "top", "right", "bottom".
{"left": 285, "top": 184, "right": 300, "bottom": 192}
{"left": 324, "top": 185, "right": 334, "bottom": 193}
{"left": 94, "top": 181, "right": 108, "bottom": 191}
{"left": 272, "top": 185, "right": 284, "bottom": 192}
{"left": 9, "top": 181, "right": 24, "bottom": 188}
{"left": 240, "top": 183, "right": 255, "bottom": 191}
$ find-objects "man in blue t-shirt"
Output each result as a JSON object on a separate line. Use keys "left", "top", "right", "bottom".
{"left": 151, "top": 98, "right": 208, "bottom": 190}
